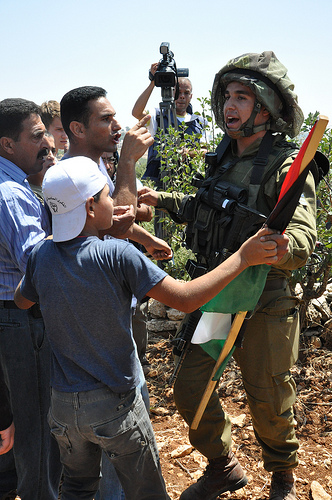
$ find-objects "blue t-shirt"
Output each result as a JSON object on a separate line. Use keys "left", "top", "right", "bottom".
{"left": 21, "top": 236, "right": 167, "bottom": 393}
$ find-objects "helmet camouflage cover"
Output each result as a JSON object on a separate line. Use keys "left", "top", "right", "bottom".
{"left": 211, "top": 51, "right": 304, "bottom": 138}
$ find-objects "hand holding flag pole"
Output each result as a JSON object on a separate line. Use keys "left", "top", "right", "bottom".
{"left": 191, "top": 115, "right": 329, "bottom": 431}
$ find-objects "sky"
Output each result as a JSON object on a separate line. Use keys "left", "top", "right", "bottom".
{"left": 1, "top": 0, "right": 331, "bottom": 134}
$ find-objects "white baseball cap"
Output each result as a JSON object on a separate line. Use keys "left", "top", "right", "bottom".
{"left": 42, "top": 156, "right": 108, "bottom": 242}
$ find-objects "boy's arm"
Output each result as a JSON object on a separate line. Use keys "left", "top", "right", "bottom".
{"left": 128, "top": 224, "right": 172, "bottom": 260}
{"left": 147, "top": 228, "right": 288, "bottom": 313}
{"left": 14, "top": 279, "right": 36, "bottom": 310}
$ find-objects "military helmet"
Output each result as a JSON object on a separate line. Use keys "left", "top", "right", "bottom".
{"left": 211, "top": 51, "right": 304, "bottom": 138}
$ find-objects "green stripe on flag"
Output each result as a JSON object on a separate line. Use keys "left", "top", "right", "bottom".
{"left": 201, "top": 264, "right": 270, "bottom": 314}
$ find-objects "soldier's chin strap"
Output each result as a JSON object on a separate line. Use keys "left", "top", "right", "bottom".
{"left": 226, "top": 99, "right": 270, "bottom": 139}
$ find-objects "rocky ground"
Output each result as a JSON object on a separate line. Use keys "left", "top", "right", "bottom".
{"left": 146, "top": 334, "right": 332, "bottom": 500}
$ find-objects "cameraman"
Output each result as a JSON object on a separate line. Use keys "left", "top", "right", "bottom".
{"left": 132, "top": 63, "right": 206, "bottom": 184}
{"left": 132, "top": 63, "right": 206, "bottom": 247}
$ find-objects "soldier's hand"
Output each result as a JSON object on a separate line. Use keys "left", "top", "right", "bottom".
{"left": 137, "top": 186, "right": 159, "bottom": 207}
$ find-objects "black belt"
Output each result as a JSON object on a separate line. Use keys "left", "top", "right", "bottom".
{"left": 0, "top": 300, "right": 42, "bottom": 318}
{"left": 0, "top": 300, "right": 19, "bottom": 309}
{"left": 263, "top": 278, "right": 288, "bottom": 292}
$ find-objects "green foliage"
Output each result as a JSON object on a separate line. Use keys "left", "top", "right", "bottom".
{"left": 295, "top": 111, "right": 332, "bottom": 245}
{"left": 288, "top": 112, "right": 332, "bottom": 321}
{"left": 135, "top": 156, "right": 148, "bottom": 181}
{"left": 196, "top": 93, "right": 223, "bottom": 151}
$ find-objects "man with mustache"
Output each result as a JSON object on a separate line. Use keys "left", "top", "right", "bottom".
{"left": 0, "top": 98, "right": 63, "bottom": 500}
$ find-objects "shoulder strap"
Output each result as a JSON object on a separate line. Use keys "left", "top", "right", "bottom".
{"left": 215, "top": 134, "right": 231, "bottom": 164}
{"left": 249, "top": 131, "right": 275, "bottom": 185}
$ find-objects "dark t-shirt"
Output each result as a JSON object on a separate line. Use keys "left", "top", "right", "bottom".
{"left": 21, "top": 236, "right": 166, "bottom": 393}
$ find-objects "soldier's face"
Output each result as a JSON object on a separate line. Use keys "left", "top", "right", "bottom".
{"left": 223, "top": 82, "right": 269, "bottom": 131}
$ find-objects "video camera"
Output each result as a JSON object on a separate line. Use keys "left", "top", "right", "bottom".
{"left": 154, "top": 42, "right": 189, "bottom": 89}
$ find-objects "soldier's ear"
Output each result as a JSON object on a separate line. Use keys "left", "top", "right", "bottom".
{"left": 262, "top": 107, "right": 270, "bottom": 118}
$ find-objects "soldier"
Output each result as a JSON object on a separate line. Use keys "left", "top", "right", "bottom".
{"left": 138, "top": 51, "right": 317, "bottom": 500}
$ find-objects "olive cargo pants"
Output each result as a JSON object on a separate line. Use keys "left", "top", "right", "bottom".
{"left": 173, "top": 285, "right": 300, "bottom": 472}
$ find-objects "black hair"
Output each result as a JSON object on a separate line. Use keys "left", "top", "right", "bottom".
{"left": 0, "top": 98, "right": 41, "bottom": 141}
{"left": 60, "top": 86, "right": 107, "bottom": 140}
{"left": 92, "top": 187, "right": 104, "bottom": 203}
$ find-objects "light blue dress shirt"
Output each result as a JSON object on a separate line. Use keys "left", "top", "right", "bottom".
{"left": 0, "top": 156, "right": 51, "bottom": 299}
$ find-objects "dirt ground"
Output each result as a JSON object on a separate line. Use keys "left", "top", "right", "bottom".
{"left": 146, "top": 334, "right": 332, "bottom": 500}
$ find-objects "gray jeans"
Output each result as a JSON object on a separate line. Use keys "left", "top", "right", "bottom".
{"left": 48, "top": 386, "right": 170, "bottom": 500}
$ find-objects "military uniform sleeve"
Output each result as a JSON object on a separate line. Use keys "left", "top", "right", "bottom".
{"left": 157, "top": 191, "right": 186, "bottom": 214}
{"left": 264, "top": 158, "right": 317, "bottom": 271}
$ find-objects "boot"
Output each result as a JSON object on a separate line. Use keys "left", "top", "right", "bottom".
{"left": 179, "top": 451, "right": 248, "bottom": 500}
{"left": 269, "top": 471, "right": 296, "bottom": 500}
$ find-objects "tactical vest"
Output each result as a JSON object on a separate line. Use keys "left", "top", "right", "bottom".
{"left": 179, "top": 133, "right": 298, "bottom": 270}
{"left": 143, "top": 108, "right": 205, "bottom": 182}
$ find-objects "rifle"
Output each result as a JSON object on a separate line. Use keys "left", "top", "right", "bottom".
{"left": 169, "top": 308, "right": 202, "bottom": 386}
{"left": 169, "top": 258, "right": 207, "bottom": 385}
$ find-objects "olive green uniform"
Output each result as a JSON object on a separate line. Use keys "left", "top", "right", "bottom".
{"left": 157, "top": 135, "right": 316, "bottom": 472}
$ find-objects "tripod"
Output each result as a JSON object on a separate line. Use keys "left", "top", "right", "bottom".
{"left": 159, "top": 86, "right": 178, "bottom": 133}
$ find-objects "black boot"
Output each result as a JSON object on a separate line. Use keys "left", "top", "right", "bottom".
{"left": 179, "top": 452, "right": 248, "bottom": 500}
{"left": 269, "top": 471, "right": 296, "bottom": 500}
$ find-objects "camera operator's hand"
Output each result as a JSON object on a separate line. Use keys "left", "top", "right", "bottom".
{"left": 148, "top": 62, "right": 159, "bottom": 82}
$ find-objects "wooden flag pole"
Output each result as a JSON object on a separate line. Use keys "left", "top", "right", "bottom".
{"left": 191, "top": 311, "right": 247, "bottom": 430}
{"left": 300, "top": 115, "right": 329, "bottom": 173}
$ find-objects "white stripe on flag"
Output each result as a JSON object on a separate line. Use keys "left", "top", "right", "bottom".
{"left": 191, "top": 312, "right": 232, "bottom": 344}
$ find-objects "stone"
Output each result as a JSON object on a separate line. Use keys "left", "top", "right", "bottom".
{"left": 148, "top": 299, "right": 167, "bottom": 318}
{"left": 147, "top": 318, "right": 180, "bottom": 333}
{"left": 307, "top": 302, "right": 323, "bottom": 325}
{"left": 312, "top": 297, "right": 331, "bottom": 322}
{"left": 171, "top": 444, "right": 194, "bottom": 458}
{"left": 230, "top": 413, "right": 247, "bottom": 427}
{"left": 310, "top": 480, "right": 331, "bottom": 500}
{"left": 167, "top": 308, "right": 185, "bottom": 321}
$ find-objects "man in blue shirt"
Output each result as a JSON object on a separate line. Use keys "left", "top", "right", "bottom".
{"left": 0, "top": 98, "right": 62, "bottom": 500}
